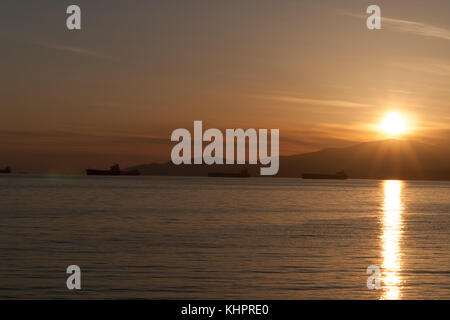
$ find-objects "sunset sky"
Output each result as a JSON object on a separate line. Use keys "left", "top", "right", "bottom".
{"left": 1, "top": 0, "right": 449, "bottom": 173}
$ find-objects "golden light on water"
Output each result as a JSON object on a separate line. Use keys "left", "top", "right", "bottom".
{"left": 381, "top": 180, "right": 404, "bottom": 300}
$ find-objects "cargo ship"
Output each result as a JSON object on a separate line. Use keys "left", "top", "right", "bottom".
{"left": 0, "top": 166, "right": 11, "bottom": 174}
{"left": 86, "top": 164, "right": 140, "bottom": 176}
{"left": 208, "top": 169, "right": 251, "bottom": 178}
{"left": 302, "top": 170, "right": 348, "bottom": 180}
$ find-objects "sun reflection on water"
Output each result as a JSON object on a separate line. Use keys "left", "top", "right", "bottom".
{"left": 381, "top": 180, "right": 404, "bottom": 300}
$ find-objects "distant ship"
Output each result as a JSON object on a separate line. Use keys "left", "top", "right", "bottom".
{"left": 86, "top": 164, "right": 140, "bottom": 176}
{"left": 0, "top": 166, "right": 11, "bottom": 174}
{"left": 208, "top": 169, "right": 251, "bottom": 178}
{"left": 302, "top": 170, "right": 348, "bottom": 180}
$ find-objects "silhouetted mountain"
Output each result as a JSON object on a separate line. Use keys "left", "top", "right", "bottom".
{"left": 128, "top": 139, "right": 450, "bottom": 180}
{"left": 279, "top": 139, "right": 450, "bottom": 180}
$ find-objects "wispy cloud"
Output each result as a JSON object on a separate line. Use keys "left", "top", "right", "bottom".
{"left": 383, "top": 17, "right": 450, "bottom": 41}
{"left": 390, "top": 61, "right": 450, "bottom": 76}
{"left": 343, "top": 12, "right": 450, "bottom": 41}
{"left": 259, "top": 95, "right": 372, "bottom": 108}
{"left": 32, "top": 41, "right": 124, "bottom": 63}
{"left": 0, "top": 129, "right": 168, "bottom": 145}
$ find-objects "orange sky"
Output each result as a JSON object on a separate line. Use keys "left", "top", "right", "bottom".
{"left": 0, "top": 0, "right": 449, "bottom": 173}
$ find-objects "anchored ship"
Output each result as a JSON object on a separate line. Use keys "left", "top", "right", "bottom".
{"left": 0, "top": 166, "right": 11, "bottom": 174}
{"left": 86, "top": 164, "right": 140, "bottom": 176}
{"left": 302, "top": 170, "right": 348, "bottom": 180}
{"left": 208, "top": 169, "right": 251, "bottom": 178}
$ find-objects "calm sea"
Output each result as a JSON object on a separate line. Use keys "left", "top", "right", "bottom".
{"left": 0, "top": 175, "right": 449, "bottom": 299}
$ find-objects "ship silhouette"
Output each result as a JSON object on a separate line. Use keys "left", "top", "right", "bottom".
{"left": 0, "top": 166, "right": 11, "bottom": 174}
{"left": 86, "top": 164, "right": 140, "bottom": 176}
{"left": 302, "top": 170, "right": 348, "bottom": 180}
{"left": 208, "top": 169, "right": 251, "bottom": 178}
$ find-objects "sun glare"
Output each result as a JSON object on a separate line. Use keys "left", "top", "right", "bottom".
{"left": 380, "top": 112, "right": 407, "bottom": 136}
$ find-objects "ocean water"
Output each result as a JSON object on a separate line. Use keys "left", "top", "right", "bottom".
{"left": 0, "top": 175, "right": 449, "bottom": 299}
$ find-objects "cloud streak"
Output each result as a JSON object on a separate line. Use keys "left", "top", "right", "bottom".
{"left": 383, "top": 17, "right": 450, "bottom": 41}
{"left": 344, "top": 11, "right": 450, "bottom": 41}
{"left": 32, "top": 41, "right": 124, "bottom": 63}
{"left": 0, "top": 129, "right": 168, "bottom": 145}
{"left": 390, "top": 61, "right": 450, "bottom": 76}
{"left": 260, "top": 95, "right": 372, "bottom": 108}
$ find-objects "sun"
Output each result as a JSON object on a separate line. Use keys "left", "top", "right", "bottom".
{"left": 380, "top": 112, "right": 407, "bottom": 135}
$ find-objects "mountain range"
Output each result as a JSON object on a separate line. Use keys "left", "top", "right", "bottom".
{"left": 127, "top": 139, "right": 450, "bottom": 180}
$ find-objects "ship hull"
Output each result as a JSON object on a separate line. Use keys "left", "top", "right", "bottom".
{"left": 208, "top": 170, "right": 250, "bottom": 178}
{"left": 302, "top": 173, "right": 348, "bottom": 180}
{"left": 208, "top": 173, "right": 250, "bottom": 178}
{"left": 86, "top": 169, "right": 140, "bottom": 176}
